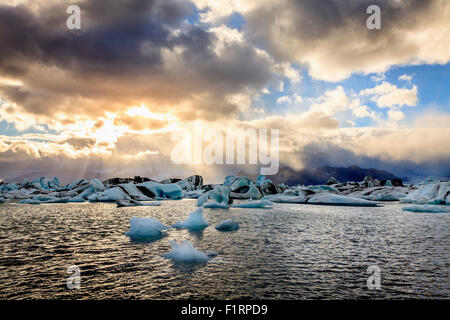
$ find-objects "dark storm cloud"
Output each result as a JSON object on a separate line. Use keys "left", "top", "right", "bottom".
{"left": 0, "top": 0, "right": 278, "bottom": 121}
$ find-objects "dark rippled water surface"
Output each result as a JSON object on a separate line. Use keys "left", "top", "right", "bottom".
{"left": 0, "top": 200, "right": 448, "bottom": 299}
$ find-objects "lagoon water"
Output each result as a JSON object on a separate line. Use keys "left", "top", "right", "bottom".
{"left": 0, "top": 200, "right": 448, "bottom": 299}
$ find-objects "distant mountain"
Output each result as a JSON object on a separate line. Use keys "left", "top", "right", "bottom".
{"left": 270, "top": 165, "right": 398, "bottom": 186}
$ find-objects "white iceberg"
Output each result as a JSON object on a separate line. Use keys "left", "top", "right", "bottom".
{"left": 233, "top": 199, "right": 273, "bottom": 208}
{"left": 162, "top": 240, "right": 210, "bottom": 263}
{"left": 263, "top": 194, "right": 307, "bottom": 203}
{"left": 173, "top": 207, "right": 210, "bottom": 229}
{"left": 401, "top": 181, "right": 449, "bottom": 205}
{"left": 125, "top": 216, "right": 171, "bottom": 239}
{"left": 215, "top": 219, "right": 239, "bottom": 231}
{"left": 402, "top": 205, "right": 449, "bottom": 213}
{"left": 307, "top": 193, "right": 379, "bottom": 206}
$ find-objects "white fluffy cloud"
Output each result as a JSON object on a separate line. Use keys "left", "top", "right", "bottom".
{"left": 361, "top": 82, "right": 418, "bottom": 108}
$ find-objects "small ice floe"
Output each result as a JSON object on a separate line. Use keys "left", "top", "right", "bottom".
{"left": 215, "top": 219, "right": 239, "bottom": 231}
{"left": 203, "top": 201, "right": 229, "bottom": 209}
{"left": 173, "top": 207, "right": 210, "bottom": 229}
{"left": 161, "top": 240, "right": 210, "bottom": 263}
{"left": 17, "top": 199, "right": 42, "bottom": 204}
{"left": 402, "top": 205, "right": 449, "bottom": 213}
{"left": 116, "top": 199, "right": 161, "bottom": 207}
{"left": 232, "top": 199, "right": 273, "bottom": 209}
{"left": 125, "top": 217, "right": 171, "bottom": 240}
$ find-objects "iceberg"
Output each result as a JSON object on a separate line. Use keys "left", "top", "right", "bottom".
{"left": 125, "top": 217, "right": 171, "bottom": 240}
{"left": 230, "top": 177, "right": 262, "bottom": 199}
{"left": 90, "top": 178, "right": 105, "bottom": 192}
{"left": 401, "top": 181, "right": 449, "bottom": 205}
{"left": 116, "top": 199, "right": 161, "bottom": 207}
{"left": 233, "top": 199, "right": 273, "bottom": 208}
{"left": 88, "top": 187, "right": 131, "bottom": 202}
{"left": 307, "top": 193, "right": 379, "bottom": 206}
{"left": 17, "top": 199, "right": 42, "bottom": 204}
{"left": 137, "top": 181, "right": 183, "bottom": 199}
{"left": 326, "top": 177, "right": 339, "bottom": 185}
{"left": 215, "top": 219, "right": 239, "bottom": 231}
{"left": 384, "top": 180, "right": 393, "bottom": 186}
{"left": 402, "top": 205, "right": 449, "bottom": 213}
{"left": 173, "top": 207, "right": 210, "bottom": 229}
{"left": 255, "top": 175, "right": 280, "bottom": 195}
{"left": 263, "top": 194, "right": 307, "bottom": 203}
{"left": 197, "top": 193, "right": 209, "bottom": 207}
{"left": 203, "top": 201, "right": 229, "bottom": 209}
{"left": 177, "top": 175, "right": 203, "bottom": 191}
{"left": 162, "top": 240, "right": 210, "bottom": 263}
{"left": 118, "top": 183, "right": 152, "bottom": 201}
{"left": 43, "top": 196, "right": 71, "bottom": 203}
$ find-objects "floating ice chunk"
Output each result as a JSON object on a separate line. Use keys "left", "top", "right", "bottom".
{"left": 384, "top": 180, "right": 393, "bottom": 186}
{"left": 230, "top": 178, "right": 262, "bottom": 199}
{"left": 90, "top": 178, "right": 105, "bottom": 192}
{"left": 282, "top": 189, "right": 298, "bottom": 196}
{"left": 119, "top": 183, "right": 152, "bottom": 201}
{"left": 366, "top": 193, "right": 399, "bottom": 201}
{"left": 427, "top": 182, "right": 450, "bottom": 205}
{"left": 177, "top": 175, "right": 203, "bottom": 191}
{"left": 402, "top": 205, "right": 449, "bottom": 213}
{"left": 307, "top": 194, "right": 379, "bottom": 206}
{"left": 173, "top": 207, "right": 210, "bottom": 229}
{"left": 116, "top": 199, "right": 161, "bottom": 207}
{"left": 197, "top": 193, "right": 209, "bottom": 207}
{"left": 88, "top": 187, "right": 131, "bottom": 202}
{"left": 203, "top": 201, "right": 229, "bottom": 209}
{"left": 184, "top": 189, "right": 205, "bottom": 199}
{"left": 263, "top": 194, "right": 307, "bottom": 203}
{"left": 215, "top": 219, "right": 239, "bottom": 231}
{"left": 223, "top": 175, "right": 237, "bottom": 186}
{"left": 137, "top": 181, "right": 183, "bottom": 199}
{"left": 31, "top": 195, "right": 57, "bottom": 201}
{"left": 162, "top": 240, "right": 210, "bottom": 263}
{"left": 125, "top": 217, "right": 171, "bottom": 240}
{"left": 306, "top": 185, "right": 340, "bottom": 193}
{"left": 326, "top": 177, "right": 339, "bottom": 185}
{"left": 17, "top": 199, "right": 42, "bottom": 204}
{"left": 68, "top": 195, "right": 87, "bottom": 202}
{"left": 43, "top": 196, "right": 71, "bottom": 203}
{"left": 233, "top": 199, "right": 273, "bottom": 208}
{"left": 401, "top": 183, "right": 441, "bottom": 204}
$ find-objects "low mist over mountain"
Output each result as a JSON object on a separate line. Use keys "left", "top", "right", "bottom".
{"left": 270, "top": 165, "right": 398, "bottom": 186}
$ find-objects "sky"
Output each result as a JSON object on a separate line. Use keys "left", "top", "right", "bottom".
{"left": 0, "top": 0, "right": 449, "bottom": 183}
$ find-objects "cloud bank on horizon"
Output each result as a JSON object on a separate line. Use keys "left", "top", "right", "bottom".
{"left": 0, "top": 0, "right": 449, "bottom": 183}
